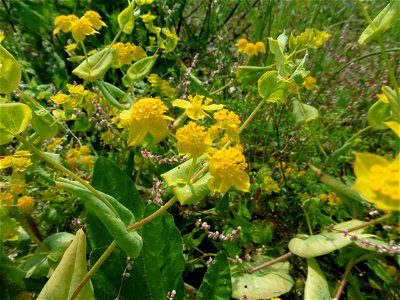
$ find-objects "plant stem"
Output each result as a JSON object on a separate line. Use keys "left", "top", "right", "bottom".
{"left": 246, "top": 252, "right": 292, "bottom": 273}
{"left": 70, "top": 241, "right": 118, "bottom": 300}
{"left": 15, "top": 135, "right": 119, "bottom": 217}
{"left": 16, "top": 215, "right": 48, "bottom": 252}
{"left": 333, "top": 256, "right": 356, "bottom": 300}
{"left": 210, "top": 80, "right": 234, "bottom": 95}
{"left": 187, "top": 157, "right": 197, "bottom": 184}
{"left": 346, "top": 125, "right": 372, "bottom": 142}
{"left": 70, "top": 196, "right": 178, "bottom": 299}
{"left": 346, "top": 213, "right": 394, "bottom": 232}
{"left": 80, "top": 41, "right": 89, "bottom": 64}
{"left": 239, "top": 98, "right": 266, "bottom": 134}
{"left": 127, "top": 196, "right": 178, "bottom": 231}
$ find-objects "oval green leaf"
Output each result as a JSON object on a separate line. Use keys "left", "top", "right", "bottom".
{"left": 0, "top": 102, "right": 32, "bottom": 144}
{"left": 368, "top": 100, "right": 391, "bottom": 129}
{"left": 288, "top": 220, "right": 371, "bottom": 258}
{"left": 292, "top": 100, "right": 319, "bottom": 124}
{"left": 258, "top": 71, "right": 290, "bottom": 103}
{"left": 122, "top": 55, "right": 158, "bottom": 87}
{"left": 231, "top": 255, "right": 294, "bottom": 299}
{"left": 304, "top": 258, "right": 331, "bottom": 300}
{"left": 0, "top": 44, "right": 21, "bottom": 94}
{"left": 37, "top": 229, "right": 94, "bottom": 300}
{"left": 72, "top": 48, "right": 116, "bottom": 81}
{"left": 118, "top": 3, "right": 135, "bottom": 34}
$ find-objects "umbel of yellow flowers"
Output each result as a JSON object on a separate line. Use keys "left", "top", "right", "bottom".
{"left": 353, "top": 153, "right": 399, "bottom": 211}
{"left": 208, "top": 145, "right": 250, "bottom": 194}
{"left": 172, "top": 95, "right": 223, "bottom": 120}
{"left": 127, "top": 97, "right": 173, "bottom": 147}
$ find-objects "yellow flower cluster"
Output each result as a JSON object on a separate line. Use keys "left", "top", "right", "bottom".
{"left": 9, "top": 182, "right": 27, "bottom": 195}
{"left": 263, "top": 175, "right": 281, "bottom": 195}
{"left": 110, "top": 42, "right": 147, "bottom": 66}
{"left": 66, "top": 145, "right": 94, "bottom": 168}
{"left": 147, "top": 74, "right": 177, "bottom": 97}
{"left": 0, "top": 191, "right": 14, "bottom": 207}
{"left": 353, "top": 153, "right": 399, "bottom": 211}
{"left": 127, "top": 97, "right": 172, "bottom": 147}
{"left": 302, "top": 76, "right": 317, "bottom": 90}
{"left": 136, "top": 0, "right": 153, "bottom": 5}
{"left": 173, "top": 94, "right": 223, "bottom": 120}
{"left": 319, "top": 192, "right": 342, "bottom": 206}
{"left": 289, "top": 28, "right": 331, "bottom": 50}
{"left": 0, "top": 151, "right": 32, "bottom": 172}
{"left": 210, "top": 109, "right": 241, "bottom": 143}
{"left": 17, "top": 196, "right": 35, "bottom": 214}
{"left": 236, "top": 39, "right": 266, "bottom": 56}
{"left": 51, "top": 84, "right": 91, "bottom": 109}
{"left": 208, "top": 145, "right": 250, "bottom": 194}
{"left": 54, "top": 11, "right": 106, "bottom": 43}
{"left": 176, "top": 122, "right": 212, "bottom": 158}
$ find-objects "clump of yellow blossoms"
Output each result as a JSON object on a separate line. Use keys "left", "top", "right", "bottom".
{"left": 353, "top": 153, "right": 399, "bottom": 211}
{"left": 236, "top": 39, "right": 266, "bottom": 57}
{"left": 17, "top": 196, "right": 35, "bottom": 214}
{"left": 211, "top": 109, "right": 241, "bottom": 143}
{"left": 172, "top": 94, "right": 223, "bottom": 120}
{"left": 208, "top": 145, "right": 250, "bottom": 194}
{"left": 176, "top": 122, "right": 212, "bottom": 158}
{"left": 51, "top": 83, "right": 92, "bottom": 109}
{"left": 302, "top": 76, "right": 317, "bottom": 90}
{"left": 127, "top": 97, "right": 173, "bottom": 147}
{"left": 0, "top": 192, "right": 14, "bottom": 207}
{"left": 147, "top": 74, "right": 176, "bottom": 97}
{"left": 54, "top": 11, "right": 106, "bottom": 43}
{"left": 110, "top": 42, "right": 147, "bottom": 66}
{"left": 263, "top": 175, "right": 280, "bottom": 195}
{"left": 289, "top": 28, "right": 331, "bottom": 50}
{"left": 319, "top": 192, "right": 342, "bottom": 206}
{"left": 0, "top": 151, "right": 32, "bottom": 172}
{"left": 66, "top": 145, "right": 94, "bottom": 168}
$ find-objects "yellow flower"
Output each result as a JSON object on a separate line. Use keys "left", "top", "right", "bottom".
{"left": 377, "top": 93, "right": 389, "bottom": 103}
{"left": 176, "top": 122, "right": 212, "bottom": 158}
{"left": 51, "top": 93, "right": 70, "bottom": 105}
{"left": 140, "top": 12, "right": 157, "bottom": 23}
{"left": 79, "top": 145, "right": 91, "bottom": 155}
{"left": 208, "top": 145, "right": 250, "bottom": 194}
{"left": 255, "top": 41, "right": 266, "bottom": 53}
{"left": 114, "top": 110, "right": 132, "bottom": 128}
{"left": 136, "top": 0, "right": 153, "bottom": 5}
{"left": 83, "top": 11, "right": 107, "bottom": 30}
{"left": 101, "top": 131, "right": 115, "bottom": 144}
{"left": 128, "top": 97, "right": 172, "bottom": 147}
{"left": 13, "top": 157, "right": 32, "bottom": 172}
{"left": 9, "top": 182, "right": 27, "bottom": 195}
{"left": 131, "top": 45, "right": 147, "bottom": 61}
{"left": 213, "top": 109, "right": 241, "bottom": 143}
{"left": 81, "top": 156, "right": 94, "bottom": 168}
{"left": 67, "top": 84, "right": 89, "bottom": 96}
{"left": 17, "top": 196, "right": 35, "bottom": 214}
{"left": 65, "top": 43, "right": 78, "bottom": 53}
{"left": 244, "top": 43, "right": 257, "bottom": 56}
{"left": 0, "top": 192, "right": 14, "bottom": 206}
{"left": 353, "top": 153, "right": 399, "bottom": 211}
{"left": 71, "top": 18, "right": 97, "bottom": 43}
{"left": 236, "top": 38, "right": 248, "bottom": 52}
{"left": 53, "top": 14, "right": 79, "bottom": 35}
{"left": 172, "top": 95, "right": 223, "bottom": 120}
{"left": 263, "top": 175, "right": 280, "bottom": 194}
{"left": 303, "top": 76, "right": 317, "bottom": 90}
{"left": 67, "top": 148, "right": 81, "bottom": 158}
{"left": 46, "top": 137, "right": 64, "bottom": 152}
{"left": 0, "top": 156, "right": 13, "bottom": 169}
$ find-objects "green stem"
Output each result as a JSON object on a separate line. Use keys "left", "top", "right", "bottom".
{"left": 210, "top": 80, "right": 234, "bottom": 96}
{"left": 301, "top": 203, "right": 313, "bottom": 235}
{"left": 187, "top": 157, "right": 197, "bottom": 184}
{"left": 15, "top": 135, "right": 119, "bottom": 217}
{"left": 127, "top": 196, "right": 178, "bottom": 231}
{"left": 333, "top": 256, "right": 356, "bottom": 300}
{"left": 346, "top": 125, "right": 372, "bottom": 142}
{"left": 16, "top": 215, "right": 48, "bottom": 252}
{"left": 346, "top": 213, "right": 394, "bottom": 233}
{"left": 70, "top": 241, "right": 118, "bottom": 300}
{"left": 80, "top": 41, "right": 89, "bottom": 64}
{"left": 246, "top": 252, "right": 292, "bottom": 274}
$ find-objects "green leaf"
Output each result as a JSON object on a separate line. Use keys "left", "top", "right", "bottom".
{"left": 0, "top": 103, "right": 32, "bottom": 145}
{"left": 368, "top": 100, "right": 391, "bottom": 129}
{"left": 161, "top": 158, "right": 211, "bottom": 205}
{"left": 118, "top": 3, "right": 135, "bottom": 34}
{"left": 268, "top": 37, "right": 286, "bottom": 65}
{"left": 288, "top": 220, "right": 372, "bottom": 258}
{"left": 366, "top": 259, "right": 394, "bottom": 285}
{"left": 20, "top": 95, "right": 58, "bottom": 139}
{"left": 122, "top": 55, "right": 158, "bottom": 87}
{"left": 358, "top": 0, "right": 400, "bottom": 45}
{"left": 37, "top": 229, "right": 94, "bottom": 300}
{"left": 236, "top": 66, "right": 270, "bottom": 85}
{"left": 258, "top": 71, "right": 290, "bottom": 103}
{"left": 72, "top": 48, "right": 116, "bottom": 81}
{"left": 87, "top": 157, "right": 145, "bottom": 248}
{"left": 128, "top": 204, "right": 185, "bottom": 299}
{"left": 292, "top": 100, "right": 319, "bottom": 123}
{"left": 231, "top": 255, "right": 294, "bottom": 299}
{"left": 94, "top": 80, "right": 126, "bottom": 110}
{"left": 56, "top": 179, "right": 143, "bottom": 258}
{"left": 197, "top": 251, "right": 231, "bottom": 300}
{"left": 304, "top": 258, "right": 331, "bottom": 300}
{"left": 0, "top": 44, "right": 21, "bottom": 94}
{"left": 73, "top": 116, "right": 91, "bottom": 132}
